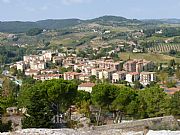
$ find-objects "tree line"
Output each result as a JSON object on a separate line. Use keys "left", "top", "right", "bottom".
{"left": 0, "top": 78, "right": 179, "bottom": 130}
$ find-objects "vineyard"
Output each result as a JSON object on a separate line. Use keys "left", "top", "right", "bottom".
{"left": 147, "top": 43, "right": 180, "bottom": 53}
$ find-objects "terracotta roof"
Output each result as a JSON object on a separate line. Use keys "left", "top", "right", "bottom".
{"left": 25, "top": 69, "right": 39, "bottom": 73}
{"left": 128, "top": 72, "right": 139, "bottom": 75}
{"left": 140, "top": 72, "right": 156, "bottom": 75}
{"left": 64, "top": 72, "right": 82, "bottom": 75}
{"left": 164, "top": 87, "right": 180, "bottom": 95}
{"left": 78, "top": 83, "right": 95, "bottom": 87}
{"left": 79, "top": 74, "right": 90, "bottom": 77}
{"left": 114, "top": 71, "right": 127, "bottom": 75}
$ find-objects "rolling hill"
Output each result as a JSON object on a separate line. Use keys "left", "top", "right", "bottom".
{"left": 0, "top": 16, "right": 142, "bottom": 33}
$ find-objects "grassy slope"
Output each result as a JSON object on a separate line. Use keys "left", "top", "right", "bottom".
{"left": 120, "top": 52, "right": 180, "bottom": 63}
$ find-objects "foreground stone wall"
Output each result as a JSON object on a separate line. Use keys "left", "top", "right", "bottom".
{"left": 93, "top": 116, "right": 179, "bottom": 132}
{"left": 0, "top": 116, "right": 179, "bottom": 135}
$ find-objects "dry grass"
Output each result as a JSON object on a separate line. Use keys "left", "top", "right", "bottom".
{"left": 120, "top": 52, "right": 180, "bottom": 63}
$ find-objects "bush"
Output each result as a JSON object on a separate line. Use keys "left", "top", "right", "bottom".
{"left": 26, "top": 28, "right": 43, "bottom": 36}
{"left": 0, "top": 120, "right": 12, "bottom": 132}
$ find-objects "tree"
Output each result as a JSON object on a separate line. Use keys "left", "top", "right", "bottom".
{"left": 59, "top": 67, "right": 68, "bottom": 74}
{"left": 0, "top": 78, "right": 19, "bottom": 111}
{"left": 75, "top": 91, "right": 91, "bottom": 117}
{"left": 175, "top": 69, "right": 180, "bottom": 80}
{"left": 112, "top": 86, "right": 137, "bottom": 123}
{"left": 0, "top": 120, "right": 12, "bottom": 132}
{"left": 169, "top": 59, "right": 176, "bottom": 69}
{"left": 170, "top": 91, "right": 180, "bottom": 118}
{"left": 21, "top": 88, "right": 54, "bottom": 128}
{"left": 166, "top": 80, "right": 176, "bottom": 88}
{"left": 134, "top": 81, "right": 143, "bottom": 89}
{"left": 135, "top": 86, "right": 170, "bottom": 118}
{"left": 9, "top": 67, "right": 17, "bottom": 76}
{"left": 76, "top": 69, "right": 81, "bottom": 73}
{"left": 169, "top": 50, "right": 176, "bottom": 56}
{"left": 91, "top": 84, "right": 117, "bottom": 125}
{"left": 26, "top": 28, "right": 43, "bottom": 36}
{"left": 158, "top": 71, "right": 168, "bottom": 84}
{"left": 19, "top": 79, "right": 78, "bottom": 128}
{"left": 89, "top": 75, "right": 96, "bottom": 83}
{"left": 2, "top": 78, "right": 19, "bottom": 98}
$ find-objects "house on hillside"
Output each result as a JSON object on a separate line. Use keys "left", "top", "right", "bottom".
{"left": 140, "top": 72, "right": 156, "bottom": 85}
{"left": 126, "top": 72, "right": 140, "bottom": 83}
{"left": 78, "top": 83, "right": 95, "bottom": 93}
{"left": 112, "top": 71, "right": 127, "bottom": 83}
{"left": 25, "top": 69, "right": 40, "bottom": 76}
{"left": 63, "top": 72, "right": 82, "bottom": 80}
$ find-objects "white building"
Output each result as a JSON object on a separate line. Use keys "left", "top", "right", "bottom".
{"left": 30, "top": 61, "right": 46, "bottom": 70}
{"left": 16, "top": 61, "right": 25, "bottom": 71}
{"left": 78, "top": 83, "right": 95, "bottom": 93}
{"left": 126, "top": 72, "right": 140, "bottom": 83}
{"left": 112, "top": 71, "right": 127, "bottom": 83}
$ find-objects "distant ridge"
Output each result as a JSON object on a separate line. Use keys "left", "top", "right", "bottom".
{"left": 1, "top": 15, "right": 180, "bottom": 33}
{"left": 0, "top": 19, "right": 82, "bottom": 33}
{"left": 0, "top": 15, "right": 141, "bottom": 33}
{"left": 141, "top": 18, "right": 180, "bottom": 24}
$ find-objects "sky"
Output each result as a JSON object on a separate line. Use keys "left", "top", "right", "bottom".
{"left": 0, "top": 0, "right": 180, "bottom": 21}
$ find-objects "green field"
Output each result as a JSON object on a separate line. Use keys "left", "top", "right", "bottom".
{"left": 120, "top": 52, "right": 180, "bottom": 63}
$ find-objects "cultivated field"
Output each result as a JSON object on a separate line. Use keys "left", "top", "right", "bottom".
{"left": 148, "top": 43, "right": 180, "bottom": 53}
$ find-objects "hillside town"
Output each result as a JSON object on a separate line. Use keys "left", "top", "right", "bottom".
{"left": 1, "top": 0, "right": 180, "bottom": 134}
{"left": 7, "top": 48, "right": 179, "bottom": 95}
{"left": 9, "top": 50, "right": 155, "bottom": 88}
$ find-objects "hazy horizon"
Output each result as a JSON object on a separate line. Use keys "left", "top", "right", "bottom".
{"left": 1, "top": 0, "right": 180, "bottom": 21}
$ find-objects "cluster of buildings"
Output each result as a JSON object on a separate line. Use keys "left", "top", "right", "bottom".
{"left": 10, "top": 50, "right": 157, "bottom": 92}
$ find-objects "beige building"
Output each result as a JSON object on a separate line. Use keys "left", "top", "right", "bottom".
{"left": 123, "top": 60, "right": 136, "bottom": 72}
{"left": 63, "top": 72, "right": 82, "bottom": 80}
{"left": 52, "top": 56, "right": 63, "bottom": 65}
{"left": 23, "top": 55, "right": 44, "bottom": 62}
{"left": 79, "top": 74, "right": 90, "bottom": 82}
{"left": 25, "top": 69, "right": 40, "bottom": 76}
{"left": 97, "top": 60, "right": 122, "bottom": 71}
{"left": 140, "top": 72, "right": 156, "bottom": 85}
{"left": 33, "top": 74, "right": 63, "bottom": 81}
{"left": 99, "top": 69, "right": 116, "bottom": 80}
{"left": 124, "top": 59, "right": 154, "bottom": 72}
{"left": 91, "top": 68, "right": 104, "bottom": 78}
{"left": 112, "top": 71, "right": 127, "bottom": 83}
{"left": 30, "top": 61, "right": 46, "bottom": 70}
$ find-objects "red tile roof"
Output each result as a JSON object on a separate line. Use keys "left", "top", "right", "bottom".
{"left": 79, "top": 83, "right": 95, "bottom": 87}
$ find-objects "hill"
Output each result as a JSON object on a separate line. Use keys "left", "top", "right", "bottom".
{"left": 0, "top": 16, "right": 141, "bottom": 33}
{"left": 142, "top": 18, "right": 180, "bottom": 24}
{"left": 86, "top": 15, "right": 141, "bottom": 25}
{"left": 0, "top": 19, "right": 82, "bottom": 33}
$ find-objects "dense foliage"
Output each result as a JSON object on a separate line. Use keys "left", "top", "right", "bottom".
{"left": 0, "top": 46, "right": 25, "bottom": 64}
{"left": 26, "top": 28, "right": 43, "bottom": 36}
{"left": 19, "top": 79, "right": 78, "bottom": 128}
{"left": 0, "top": 77, "right": 179, "bottom": 129}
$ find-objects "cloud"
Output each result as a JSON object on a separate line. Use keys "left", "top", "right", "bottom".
{"left": 61, "top": 0, "right": 91, "bottom": 5}
{"left": 1, "top": 0, "right": 11, "bottom": 3}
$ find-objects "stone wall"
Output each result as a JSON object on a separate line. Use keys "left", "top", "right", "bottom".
{"left": 93, "top": 116, "right": 179, "bottom": 133}
{"left": 1, "top": 116, "right": 179, "bottom": 135}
